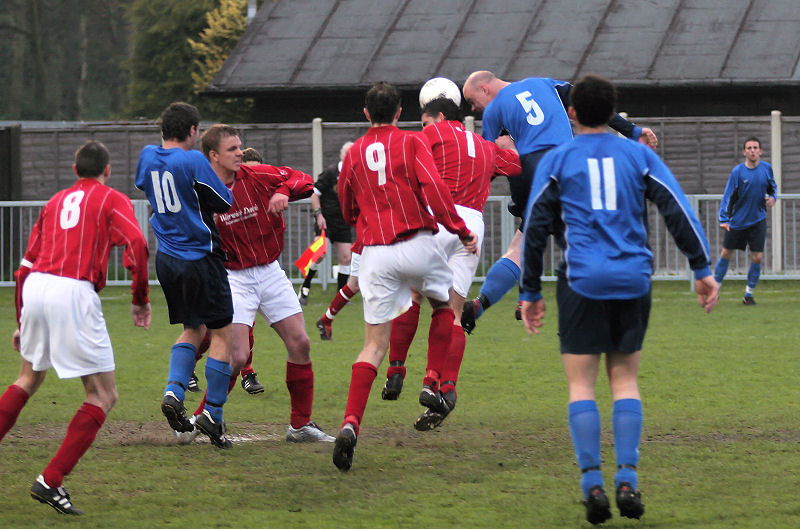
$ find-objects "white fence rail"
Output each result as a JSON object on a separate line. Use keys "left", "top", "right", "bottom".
{"left": 1, "top": 195, "right": 798, "bottom": 289}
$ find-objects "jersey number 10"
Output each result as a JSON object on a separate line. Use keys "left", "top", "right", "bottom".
{"left": 150, "top": 170, "right": 183, "bottom": 213}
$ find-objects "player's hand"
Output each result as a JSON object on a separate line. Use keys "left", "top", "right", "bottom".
{"left": 521, "top": 299, "right": 546, "bottom": 335}
{"left": 765, "top": 197, "right": 776, "bottom": 208}
{"left": 132, "top": 303, "right": 152, "bottom": 329}
{"left": 719, "top": 222, "right": 731, "bottom": 231}
{"left": 695, "top": 276, "right": 719, "bottom": 314}
{"left": 494, "top": 135, "right": 517, "bottom": 153}
{"left": 638, "top": 128, "right": 658, "bottom": 149}
{"left": 317, "top": 214, "right": 327, "bottom": 231}
{"left": 12, "top": 328, "right": 20, "bottom": 352}
{"left": 268, "top": 193, "right": 289, "bottom": 215}
{"left": 460, "top": 231, "right": 479, "bottom": 255}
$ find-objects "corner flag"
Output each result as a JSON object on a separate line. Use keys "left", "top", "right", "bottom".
{"left": 294, "top": 230, "right": 327, "bottom": 277}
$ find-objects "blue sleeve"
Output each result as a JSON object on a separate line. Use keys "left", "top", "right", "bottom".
{"left": 520, "top": 156, "right": 562, "bottom": 298}
{"left": 718, "top": 168, "right": 739, "bottom": 223}
{"left": 766, "top": 164, "right": 777, "bottom": 199}
{"left": 608, "top": 114, "right": 642, "bottom": 140}
{"left": 553, "top": 80, "right": 572, "bottom": 111}
{"left": 644, "top": 150, "right": 711, "bottom": 278}
{"left": 480, "top": 104, "right": 501, "bottom": 142}
{"left": 190, "top": 152, "right": 233, "bottom": 214}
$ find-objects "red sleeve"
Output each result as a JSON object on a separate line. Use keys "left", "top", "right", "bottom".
{"left": 493, "top": 145, "right": 523, "bottom": 178}
{"left": 271, "top": 166, "right": 314, "bottom": 200}
{"left": 337, "top": 156, "right": 359, "bottom": 226}
{"left": 411, "top": 136, "right": 468, "bottom": 237}
{"left": 108, "top": 193, "right": 150, "bottom": 305}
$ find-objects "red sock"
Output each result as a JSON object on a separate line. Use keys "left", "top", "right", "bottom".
{"left": 240, "top": 334, "right": 255, "bottom": 377}
{"left": 440, "top": 324, "right": 466, "bottom": 394}
{"left": 0, "top": 385, "right": 30, "bottom": 442}
{"left": 342, "top": 362, "right": 377, "bottom": 435}
{"left": 322, "top": 284, "right": 357, "bottom": 324}
{"left": 423, "top": 307, "right": 455, "bottom": 390}
{"left": 42, "top": 403, "right": 105, "bottom": 487}
{"left": 286, "top": 362, "right": 314, "bottom": 429}
{"left": 193, "top": 372, "right": 238, "bottom": 417}
{"left": 387, "top": 302, "right": 420, "bottom": 376}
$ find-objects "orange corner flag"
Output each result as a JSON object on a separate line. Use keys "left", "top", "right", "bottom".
{"left": 294, "top": 230, "right": 327, "bottom": 277}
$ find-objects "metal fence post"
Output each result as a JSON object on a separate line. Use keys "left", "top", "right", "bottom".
{"left": 771, "top": 110, "right": 783, "bottom": 272}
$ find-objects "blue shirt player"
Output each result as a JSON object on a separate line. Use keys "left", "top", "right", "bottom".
{"left": 713, "top": 136, "right": 777, "bottom": 305}
{"left": 135, "top": 102, "right": 236, "bottom": 449}
{"left": 460, "top": 71, "right": 659, "bottom": 333}
{"left": 517, "top": 75, "right": 719, "bottom": 525}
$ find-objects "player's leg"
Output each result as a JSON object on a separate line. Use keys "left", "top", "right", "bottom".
{"left": 188, "top": 331, "right": 210, "bottom": 393}
{"left": 239, "top": 324, "right": 264, "bottom": 394}
{"left": 713, "top": 247, "right": 734, "bottom": 284}
{"left": 607, "top": 351, "right": 645, "bottom": 520}
{"left": 381, "top": 289, "right": 423, "bottom": 400}
{"left": 461, "top": 230, "right": 523, "bottom": 333}
{"left": 0, "top": 360, "right": 46, "bottom": 442}
{"left": 334, "top": 241, "right": 352, "bottom": 289}
{"left": 744, "top": 221, "right": 766, "bottom": 304}
{"left": 333, "top": 321, "right": 390, "bottom": 471}
{"left": 317, "top": 270, "right": 360, "bottom": 340}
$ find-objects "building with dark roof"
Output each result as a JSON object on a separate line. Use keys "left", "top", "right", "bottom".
{"left": 206, "top": 0, "right": 800, "bottom": 122}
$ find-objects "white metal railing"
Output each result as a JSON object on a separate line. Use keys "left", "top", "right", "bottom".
{"left": 1, "top": 195, "right": 797, "bottom": 288}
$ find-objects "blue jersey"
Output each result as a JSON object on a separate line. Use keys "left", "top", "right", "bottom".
{"left": 135, "top": 145, "right": 233, "bottom": 260}
{"left": 718, "top": 162, "right": 777, "bottom": 230}
{"left": 520, "top": 133, "right": 711, "bottom": 301}
{"left": 481, "top": 77, "right": 573, "bottom": 155}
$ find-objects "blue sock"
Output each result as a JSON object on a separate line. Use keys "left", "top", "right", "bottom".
{"left": 477, "top": 257, "right": 521, "bottom": 317}
{"left": 746, "top": 262, "right": 762, "bottom": 291}
{"left": 713, "top": 257, "right": 729, "bottom": 284}
{"left": 613, "top": 398, "right": 643, "bottom": 490}
{"left": 164, "top": 343, "right": 197, "bottom": 401}
{"left": 569, "top": 400, "right": 603, "bottom": 497}
{"left": 204, "top": 357, "right": 233, "bottom": 423}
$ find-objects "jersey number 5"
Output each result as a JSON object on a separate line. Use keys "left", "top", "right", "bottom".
{"left": 366, "top": 142, "right": 387, "bottom": 185}
{"left": 515, "top": 91, "right": 545, "bottom": 126}
{"left": 587, "top": 157, "right": 617, "bottom": 211}
{"left": 150, "top": 170, "right": 183, "bottom": 213}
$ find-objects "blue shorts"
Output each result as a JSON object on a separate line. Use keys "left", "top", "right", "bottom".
{"left": 509, "top": 148, "right": 550, "bottom": 221}
{"left": 723, "top": 219, "right": 766, "bottom": 252}
{"left": 156, "top": 251, "right": 233, "bottom": 329}
{"left": 556, "top": 276, "right": 651, "bottom": 355}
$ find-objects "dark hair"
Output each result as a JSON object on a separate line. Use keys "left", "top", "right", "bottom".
{"left": 421, "top": 97, "right": 462, "bottom": 122}
{"left": 241, "top": 147, "right": 263, "bottom": 163}
{"left": 743, "top": 136, "right": 761, "bottom": 150}
{"left": 159, "top": 102, "right": 200, "bottom": 142}
{"left": 365, "top": 82, "right": 401, "bottom": 124}
{"left": 570, "top": 75, "right": 616, "bottom": 127}
{"left": 200, "top": 124, "right": 239, "bottom": 157}
{"left": 74, "top": 140, "right": 110, "bottom": 177}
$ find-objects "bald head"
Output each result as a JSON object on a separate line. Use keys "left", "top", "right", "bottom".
{"left": 463, "top": 70, "right": 507, "bottom": 113}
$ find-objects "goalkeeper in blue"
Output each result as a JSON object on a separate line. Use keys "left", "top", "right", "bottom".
{"left": 713, "top": 136, "right": 777, "bottom": 305}
{"left": 518, "top": 75, "right": 719, "bottom": 525}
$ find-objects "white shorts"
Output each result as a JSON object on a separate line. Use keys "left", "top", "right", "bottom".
{"left": 434, "top": 205, "right": 484, "bottom": 298}
{"left": 227, "top": 261, "right": 301, "bottom": 326}
{"left": 359, "top": 232, "right": 452, "bottom": 324}
{"left": 350, "top": 250, "right": 361, "bottom": 277}
{"left": 20, "top": 272, "right": 114, "bottom": 379}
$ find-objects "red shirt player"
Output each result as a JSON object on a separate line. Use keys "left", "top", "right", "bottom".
{"left": 0, "top": 140, "right": 150, "bottom": 515}
{"left": 384, "top": 97, "right": 522, "bottom": 431}
{"left": 332, "top": 82, "right": 478, "bottom": 472}
{"left": 199, "top": 124, "right": 335, "bottom": 443}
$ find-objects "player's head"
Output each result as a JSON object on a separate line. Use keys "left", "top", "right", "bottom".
{"left": 742, "top": 136, "right": 762, "bottom": 162}
{"left": 463, "top": 70, "right": 497, "bottom": 113}
{"left": 201, "top": 124, "right": 242, "bottom": 175}
{"left": 421, "top": 98, "right": 462, "bottom": 127}
{"left": 570, "top": 74, "right": 616, "bottom": 127}
{"left": 364, "top": 82, "right": 401, "bottom": 125}
{"left": 340, "top": 141, "right": 354, "bottom": 161}
{"left": 241, "top": 147, "right": 263, "bottom": 164}
{"left": 74, "top": 140, "right": 110, "bottom": 179}
{"left": 159, "top": 102, "right": 201, "bottom": 142}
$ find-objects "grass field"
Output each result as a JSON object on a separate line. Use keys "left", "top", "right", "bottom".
{"left": 0, "top": 280, "right": 798, "bottom": 529}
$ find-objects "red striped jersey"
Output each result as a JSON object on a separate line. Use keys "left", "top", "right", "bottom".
{"left": 422, "top": 120, "right": 522, "bottom": 211}
{"left": 338, "top": 125, "right": 469, "bottom": 246}
{"left": 21, "top": 178, "right": 149, "bottom": 305}
{"left": 215, "top": 163, "right": 313, "bottom": 270}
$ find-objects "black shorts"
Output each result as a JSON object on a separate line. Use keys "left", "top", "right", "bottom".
{"left": 723, "top": 219, "right": 766, "bottom": 252}
{"left": 508, "top": 148, "right": 550, "bottom": 220}
{"left": 556, "top": 276, "right": 651, "bottom": 355}
{"left": 156, "top": 251, "right": 233, "bottom": 329}
{"left": 320, "top": 209, "right": 355, "bottom": 243}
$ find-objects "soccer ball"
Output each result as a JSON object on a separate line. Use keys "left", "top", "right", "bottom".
{"left": 418, "top": 77, "right": 461, "bottom": 108}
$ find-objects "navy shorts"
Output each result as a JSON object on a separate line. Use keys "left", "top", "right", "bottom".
{"left": 509, "top": 148, "right": 550, "bottom": 221}
{"left": 556, "top": 276, "right": 651, "bottom": 355}
{"left": 156, "top": 251, "right": 233, "bottom": 329}
{"left": 723, "top": 219, "right": 766, "bottom": 252}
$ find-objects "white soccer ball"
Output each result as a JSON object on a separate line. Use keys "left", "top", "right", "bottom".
{"left": 418, "top": 77, "right": 462, "bottom": 108}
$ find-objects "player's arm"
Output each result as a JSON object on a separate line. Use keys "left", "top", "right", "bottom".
{"left": 413, "top": 137, "right": 469, "bottom": 238}
{"left": 14, "top": 206, "right": 45, "bottom": 326}
{"left": 194, "top": 154, "right": 234, "bottom": 214}
{"left": 520, "top": 166, "right": 561, "bottom": 304}
{"left": 337, "top": 159, "right": 359, "bottom": 226}
{"left": 273, "top": 166, "right": 314, "bottom": 201}
{"left": 718, "top": 170, "right": 739, "bottom": 225}
{"left": 492, "top": 142, "right": 522, "bottom": 178}
{"left": 765, "top": 165, "right": 778, "bottom": 207}
{"left": 644, "top": 151, "right": 713, "bottom": 280}
{"left": 108, "top": 194, "right": 150, "bottom": 311}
